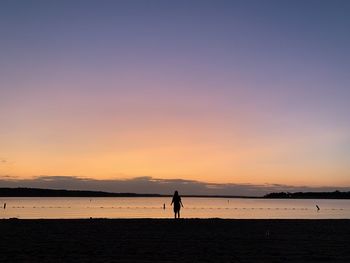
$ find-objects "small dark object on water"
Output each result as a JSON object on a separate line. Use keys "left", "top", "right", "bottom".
{"left": 163, "top": 203, "right": 166, "bottom": 210}
{"left": 316, "top": 205, "right": 320, "bottom": 211}
{"left": 3, "top": 203, "right": 6, "bottom": 209}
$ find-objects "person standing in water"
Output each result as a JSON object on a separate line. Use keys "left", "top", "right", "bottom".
{"left": 171, "top": 191, "right": 183, "bottom": 219}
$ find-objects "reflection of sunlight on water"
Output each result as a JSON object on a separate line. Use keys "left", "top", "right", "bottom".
{"left": 1, "top": 197, "right": 350, "bottom": 219}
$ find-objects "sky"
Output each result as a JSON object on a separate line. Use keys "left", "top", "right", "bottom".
{"left": 1, "top": 0, "right": 350, "bottom": 195}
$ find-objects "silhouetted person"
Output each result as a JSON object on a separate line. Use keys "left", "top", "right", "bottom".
{"left": 171, "top": 191, "right": 183, "bottom": 219}
{"left": 316, "top": 205, "right": 320, "bottom": 211}
{"left": 163, "top": 203, "right": 166, "bottom": 210}
{"left": 4, "top": 203, "right": 6, "bottom": 209}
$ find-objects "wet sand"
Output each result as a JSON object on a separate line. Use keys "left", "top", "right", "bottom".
{"left": 0, "top": 219, "right": 349, "bottom": 262}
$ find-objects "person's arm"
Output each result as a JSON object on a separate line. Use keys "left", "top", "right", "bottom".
{"left": 180, "top": 200, "right": 184, "bottom": 207}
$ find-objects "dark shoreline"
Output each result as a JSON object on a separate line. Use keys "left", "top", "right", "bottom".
{"left": 1, "top": 219, "right": 350, "bottom": 262}
{"left": 2, "top": 187, "right": 350, "bottom": 199}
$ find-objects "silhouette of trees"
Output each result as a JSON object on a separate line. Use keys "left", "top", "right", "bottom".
{"left": 264, "top": 190, "right": 350, "bottom": 199}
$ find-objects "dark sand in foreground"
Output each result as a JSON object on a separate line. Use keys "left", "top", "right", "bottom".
{"left": 0, "top": 219, "right": 349, "bottom": 262}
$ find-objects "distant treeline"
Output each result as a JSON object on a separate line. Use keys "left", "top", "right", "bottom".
{"left": 1, "top": 187, "right": 350, "bottom": 199}
{"left": 0, "top": 188, "right": 248, "bottom": 198}
{"left": 264, "top": 190, "right": 350, "bottom": 199}
{"left": 0, "top": 188, "right": 164, "bottom": 197}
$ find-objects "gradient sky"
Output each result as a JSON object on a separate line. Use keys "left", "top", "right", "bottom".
{"left": 1, "top": 0, "right": 350, "bottom": 191}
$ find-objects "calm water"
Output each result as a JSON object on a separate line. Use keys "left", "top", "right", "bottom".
{"left": 0, "top": 197, "right": 349, "bottom": 219}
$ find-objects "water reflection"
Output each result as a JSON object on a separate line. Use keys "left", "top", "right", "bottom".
{"left": 1, "top": 197, "right": 349, "bottom": 219}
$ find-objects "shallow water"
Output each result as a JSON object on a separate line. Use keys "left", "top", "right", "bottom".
{"left": 0, "top": 197, "right": 349, "bottom": 219}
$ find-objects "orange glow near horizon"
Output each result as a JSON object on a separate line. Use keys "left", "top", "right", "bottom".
{"left": 1, "top": 113, "right": 349, "bottom": 187}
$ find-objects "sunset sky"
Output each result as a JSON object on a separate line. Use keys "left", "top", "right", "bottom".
{"left": 1, "top": 1, "right": 350, "bottom": 194}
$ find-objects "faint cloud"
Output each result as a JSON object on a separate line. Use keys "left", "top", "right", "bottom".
{"left": 36, "top": 175, "right": 87, "bottom": 181}
{"left": 0, "top": 174, "right": 15, "bottom": 178}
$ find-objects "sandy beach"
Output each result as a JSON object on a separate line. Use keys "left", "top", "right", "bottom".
{"left": 0, "top": 219, "right": 349, "bottom": 262}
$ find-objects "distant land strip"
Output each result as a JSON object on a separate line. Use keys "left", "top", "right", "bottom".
{"left": 0, "top": 188, "right": 164, "bottom": 198}
{"left": 264, "top": 190, "right": 350, "bottom": 199}
{"left": 0, "top": 187, "right": 251, "bottom": 198}
{"left": 0, "top": 187, "right": 350, "bottom": 199}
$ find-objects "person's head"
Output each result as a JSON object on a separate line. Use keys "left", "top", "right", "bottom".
{"left": 174, "top": 190, "right": 179, "bottom": 197}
